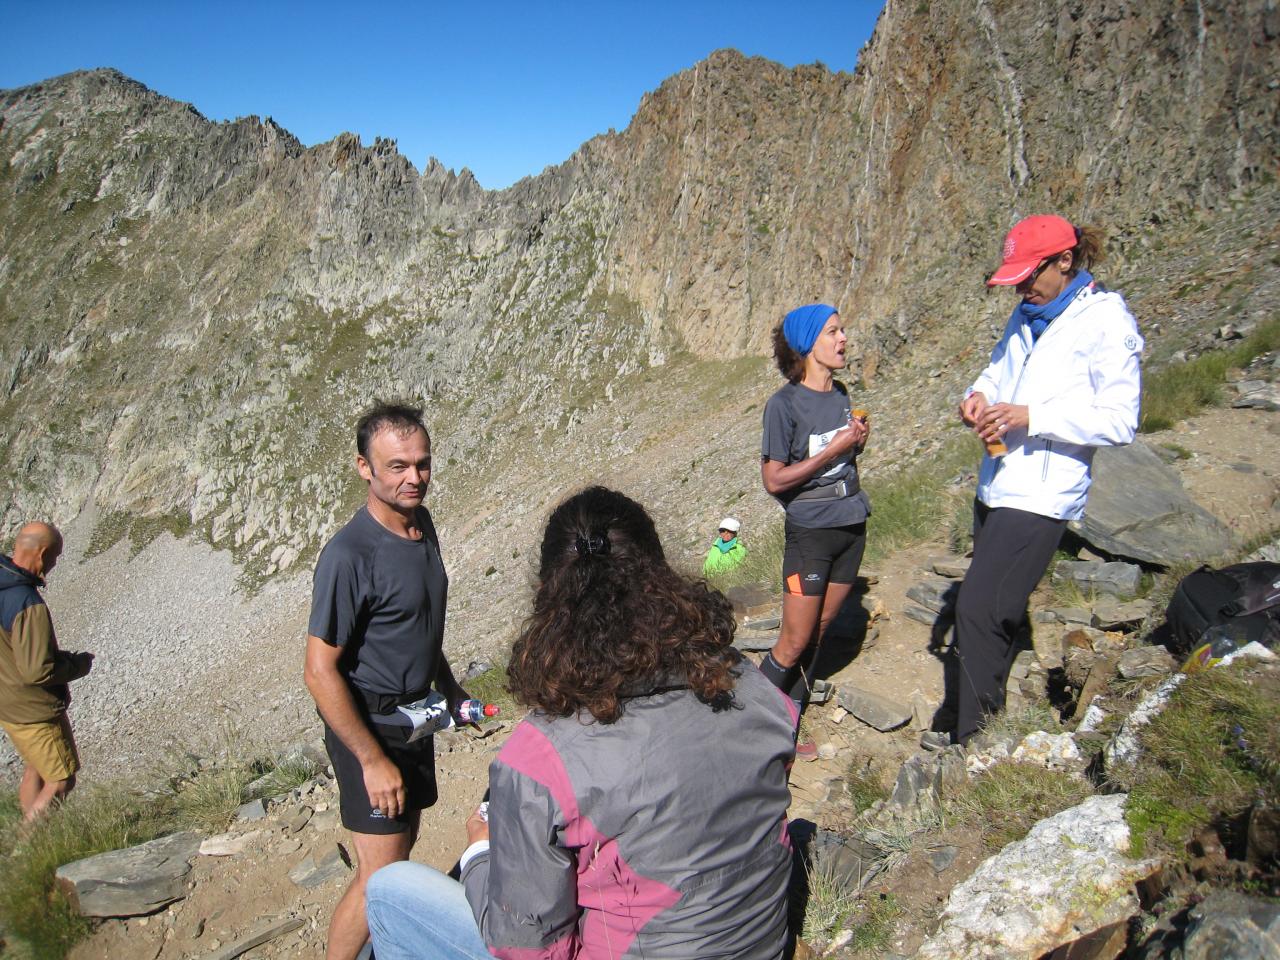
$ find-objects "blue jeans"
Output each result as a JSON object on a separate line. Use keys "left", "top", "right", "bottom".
{"left": 366, "top": 861, "right": 492, "bottom": 960}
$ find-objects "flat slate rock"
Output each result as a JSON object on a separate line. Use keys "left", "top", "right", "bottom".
{"left": 1118, "top": 645, "right": 1176, "bottom": 679}
{"left": 235, "top": 798, "right": 268, "bottom": 821}
{"left": 56, "top": 831, "right": 202, "bottom": 918}
{"left": 903, "top": 603, "right": 942, "bottom": 626}
{"left": 1179, "top": 890, "right": 1280, "bottom": 960}
{"left": 724, "top": 583, "right": 774, "bottom": 614}
{"left": 930, "top": 556, "right": 971, "bottom": 578}
{"left": 906, "top": 578, "right": 959, "bottom": 613}
{"left": 837, "top": 684, "right": 911, "bottom": 731}
{"left": 731, "top": 630, "right": 777, "bottom": 652}
{"left": 199, "top": 829, "right": 263, "bottom": 856}
{"left": 1092, "top": 597, "right": 1153, "bottom": 630}
{"left": 1052, "top": 560, "right": 1142, "bottom": 597}
{"left": 208, "top": 916, "right": 306, "bottom": 960}
{"left": 288, "top": 844, "right": 350, "bottom": 888}
{"left": 1041, "top": 607, "right": 1094, "bottom": 626}
{"left": 1070, "top": 441, "right": 1233, "bottom": 566}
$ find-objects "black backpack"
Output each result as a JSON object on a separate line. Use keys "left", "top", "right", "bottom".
{"left": 1165, "top": 562, "right": 1280, "bottom": 655}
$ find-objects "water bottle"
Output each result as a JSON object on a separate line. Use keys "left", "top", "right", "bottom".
{"left": 455, "top": 699, "right": 500, "bottom": 723}
{"left": 1181, "top": 625, "right": 1248, "bottom": 673}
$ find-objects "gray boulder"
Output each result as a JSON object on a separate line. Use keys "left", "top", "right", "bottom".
{"left": 1070, "top": 441, "right": 1233, "bottom": 566}
{"left": 55, "top": 831, "right": 201, "bottom": 917}
{"left": 1182, "top": 891, "right": 1280, "bottom": 960}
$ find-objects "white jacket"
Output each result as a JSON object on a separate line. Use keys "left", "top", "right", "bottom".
{"left": 968, "top": 283, "right": 1142, "bottom": 520}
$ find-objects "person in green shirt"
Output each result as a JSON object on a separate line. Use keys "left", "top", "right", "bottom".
{"left": 703, "top": 518, "right": 747, "bottom": 577}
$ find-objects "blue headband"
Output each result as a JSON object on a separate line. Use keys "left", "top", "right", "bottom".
{"left": 783, "top": 304, "right": 837, "bottom": 356}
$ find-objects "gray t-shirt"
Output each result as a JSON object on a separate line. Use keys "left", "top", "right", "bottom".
{"left": 761, "top": 380, "right": 871, "bottom": 528}
{"left": 308, "top": 506, "right": 448, "bottom": 701}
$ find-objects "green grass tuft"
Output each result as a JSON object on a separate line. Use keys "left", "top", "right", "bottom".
{"left": 802, "top": 846, "right": 861, "bottom": 944}
{"left": 844, "top": 758, "right": 891, "bottom": 815}
{"left": 1122, "top": 661, "right": 1280, "bottom": 858}
{"left": 0, "top": 783, "right": 172, "bottom": 960}
{"left": 863, "top": 433, "right": 980, "bottom": 565}
{"left": 949, "top": 762, "right": 1094, "bottom": 850}
{"left": 0, "top": 728, "right": 321, "bottom": 958}
{"left": 703, "top": 522, "right": 785, "bottom": 593}
{"left": 464, "top": 665, "right": 519, "bottom": 718}
{"left": 1139, "top": 317, "right": 1280, "bottom": 432}
{"left": 979, "top": 701, "right": 1063, "bottom": 743}
{"left": 846, "top": 891, "right": 902, "bottom": 953}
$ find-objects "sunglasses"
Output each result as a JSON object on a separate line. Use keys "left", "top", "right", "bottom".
{"left": 1020, "top": 254, "right": 1063, "bottom": 287}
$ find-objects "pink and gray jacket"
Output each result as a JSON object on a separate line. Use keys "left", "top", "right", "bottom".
{"left": 461, "top": 663, "right": 797, "bottom": 959}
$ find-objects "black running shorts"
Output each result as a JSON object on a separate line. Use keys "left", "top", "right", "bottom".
{"left": 323, "top": 721, "right": 438, "bottom": 835}
{"left": 783, "top": 520, "right": 867, "bottom": 596}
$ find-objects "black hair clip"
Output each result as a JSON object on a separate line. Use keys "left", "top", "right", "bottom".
{"left": 574, "top": 535, "right": 610, "bottom": 557}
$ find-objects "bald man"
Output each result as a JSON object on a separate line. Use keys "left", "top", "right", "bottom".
{"left": 0, "top": 522, "right": 94, "bottom": 820}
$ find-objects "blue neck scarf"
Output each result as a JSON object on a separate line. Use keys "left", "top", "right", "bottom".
{"left": 715, "top": 536, "right": 738, "bottom": 554}
{"left": 1016, "top": 270, "right": 1092, "bottom": 341}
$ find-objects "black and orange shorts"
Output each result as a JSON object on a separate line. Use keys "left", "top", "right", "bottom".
{"left": 782, "top": 520, "right": 867, "bottom": 596}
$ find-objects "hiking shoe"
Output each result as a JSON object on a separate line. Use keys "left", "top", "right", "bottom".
{"left": 794, "top": 740, "right": 818, "bottom": 762}
{"left": 919, "top": 731, "right": 951, "bottom": 752}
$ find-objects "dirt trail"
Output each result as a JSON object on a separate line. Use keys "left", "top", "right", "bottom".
{"left": 68, "top": 404, "right": 1278, "bottom": 960}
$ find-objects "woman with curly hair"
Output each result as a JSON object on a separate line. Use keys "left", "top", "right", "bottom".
{"left": 759, "top": 305, "right": 871, "bottom": 755}
{"left": 365, "top": 486, "right": 797, "bottom": 960}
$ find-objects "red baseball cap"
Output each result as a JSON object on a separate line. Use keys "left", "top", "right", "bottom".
{"left": 987, "top": 215, "right": 1078, "bottom": 286}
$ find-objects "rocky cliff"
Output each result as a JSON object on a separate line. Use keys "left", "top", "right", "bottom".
{"left": 0, "top": 0, "right": 1276, "bottom": 662}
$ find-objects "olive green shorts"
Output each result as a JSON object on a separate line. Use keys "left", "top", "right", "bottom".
{"left": 0, "top": 714, "right": 80, "bottom": 782}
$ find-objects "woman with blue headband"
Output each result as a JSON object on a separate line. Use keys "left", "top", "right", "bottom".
{"left": 759, "top": 304, "right": 871, "bottom": 757}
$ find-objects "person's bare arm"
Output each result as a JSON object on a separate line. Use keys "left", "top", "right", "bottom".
{"left": 303, "top": 634, "right": 406, "bottom": 819}
{"left": 435, "top": 656, "right": 470, "bottom": 712}
{"left": 761, "top": 419, "right": 867, "bottom": 496}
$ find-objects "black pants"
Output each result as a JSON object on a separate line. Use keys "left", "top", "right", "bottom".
{"left": 952, "top": 501, "right": 1065, "bottom": 744}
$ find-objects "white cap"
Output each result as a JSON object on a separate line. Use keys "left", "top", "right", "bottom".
{"left": 718, "top": 517, "right": 741, "bottom": 533}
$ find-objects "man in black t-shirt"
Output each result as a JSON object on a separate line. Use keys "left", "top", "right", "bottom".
{"left": 304, "top": 401, "right": 469, "bottom": 960}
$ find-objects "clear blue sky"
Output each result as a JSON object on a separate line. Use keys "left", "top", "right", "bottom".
{"left": 0, "top": 1, "right": 884, "bottom": 189}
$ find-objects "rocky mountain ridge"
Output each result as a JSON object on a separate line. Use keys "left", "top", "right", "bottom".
{"left": 0, "top": 0, "right": 1276, "bottom": 673}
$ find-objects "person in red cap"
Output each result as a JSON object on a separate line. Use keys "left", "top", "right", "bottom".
{"left": 947, "top": 215, "right": 1142, "bottom": 745}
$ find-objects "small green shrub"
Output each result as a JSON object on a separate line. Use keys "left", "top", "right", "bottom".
{"left": 243, "top": 753, "right": 318, "bottom": 803}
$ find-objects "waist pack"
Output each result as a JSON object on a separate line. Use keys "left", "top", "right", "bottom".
{"left": 1165, "top": 561, "right": 1280, "bottom": 656}
{"left": 790, "top": 476, "right": 862, "bottom": 502}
